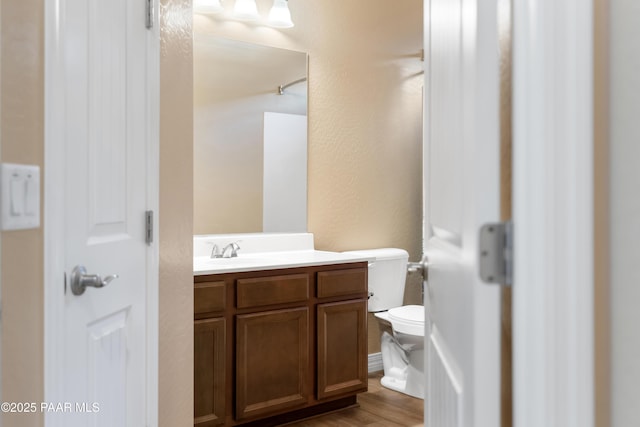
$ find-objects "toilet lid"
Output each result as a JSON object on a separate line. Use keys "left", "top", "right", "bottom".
{"left": 387, "top": 305, "right": 424, "bottom": 336}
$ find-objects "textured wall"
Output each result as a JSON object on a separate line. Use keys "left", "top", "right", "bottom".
{"left": 0, "top": 0, "right": 45, "bottom": 425}
{"left": 593, "top": 0, "right": 610, "bottom": 424}
{"left": 194, "top": 0, "right": 424, "bottom": 260}
{"left": 159, "top": 0, "right": 194, "bottom": 426}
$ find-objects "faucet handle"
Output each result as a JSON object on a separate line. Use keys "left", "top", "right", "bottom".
{"left": 210, "top": 244, "right": 222, "bottom": 258}
{"left": 231, "top": 241, "right": 241, "bottom": 257}
{"left": 222, "top": 241, "right": 241, "bottom": 258}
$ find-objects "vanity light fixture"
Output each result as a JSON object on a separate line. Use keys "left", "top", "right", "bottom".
{"left": 194, "top": 0, "right": 295, "bottom": 29}
{"left": 233, "top": 0, "right": 260, "bottom": 21}
{"left": 193, "top": 0, "right": 224, "bottom": 14}
{"left": 267, "top": 0, "right": 294, "bottom": 28}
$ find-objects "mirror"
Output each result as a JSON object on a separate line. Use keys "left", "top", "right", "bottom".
{"left": 193, "top": 35, "right": 308, "bottom": 234}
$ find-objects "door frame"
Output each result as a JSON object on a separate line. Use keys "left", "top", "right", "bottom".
{"left": 43, "top": 1, "right": 160, "bottom": 426}
{"left": 512, "top": 1, "right": 594, "bottom": 426}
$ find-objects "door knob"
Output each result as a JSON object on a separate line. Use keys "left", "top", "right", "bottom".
{"left": 70, "top": 265, "right": 119, "bottom": 296}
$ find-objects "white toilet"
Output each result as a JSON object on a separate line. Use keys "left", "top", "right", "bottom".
{"left": 344, "top": 248, "right": 425, "bottom": 399}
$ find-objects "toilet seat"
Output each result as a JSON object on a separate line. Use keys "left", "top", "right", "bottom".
{"left": 387, "top": 305, "right": 424, "bottom": 336}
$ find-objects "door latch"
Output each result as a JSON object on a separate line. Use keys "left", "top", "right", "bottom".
{"left": 408, "top": 255, "right": 429, "bottom": 280}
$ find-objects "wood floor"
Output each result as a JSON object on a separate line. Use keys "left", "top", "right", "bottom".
{"left": 285, "top": 372, "right": 424, "bottom": 427}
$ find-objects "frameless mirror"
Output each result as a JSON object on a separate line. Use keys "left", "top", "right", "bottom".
{"left": 193, "top": 35, "right": 308, "bottom": 234}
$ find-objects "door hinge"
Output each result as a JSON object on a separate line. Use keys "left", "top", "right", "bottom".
{"left": 145, "top": 210, "right": 154, "bottom": 245}
{"left": 479, "top": 221, "right": 513, "bottom": 286}
{"left": 145, "top": 0, "right": 154, "bottom": 29}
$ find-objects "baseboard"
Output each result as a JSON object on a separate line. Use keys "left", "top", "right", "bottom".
{"left": 368, "top": 352, "right": 383, "bottom": 373}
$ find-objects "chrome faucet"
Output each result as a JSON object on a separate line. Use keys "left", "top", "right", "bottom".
{"left": 222, "top": 241, "right": 241, "bottom": 258}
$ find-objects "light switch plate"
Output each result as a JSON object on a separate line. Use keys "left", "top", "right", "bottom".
{"left": 1, "top": 163, "right": 40, "bottom": 230}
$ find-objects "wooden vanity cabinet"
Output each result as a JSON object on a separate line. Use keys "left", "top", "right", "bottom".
{"left": 194, "top": 262, "right": 368, "bottom": 427}
{"left": 317, "top": 299, "right": 368, "bottom": 400}
{"left": 194, "top": 280, "right": 227, "bottom": 427}
{"left": 235, "top": 307, "right": 310, "bottom": 420}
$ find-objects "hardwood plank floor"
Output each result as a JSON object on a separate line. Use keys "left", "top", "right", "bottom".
{"left": 285, "top": 372, "right": 424, "bottom": 427}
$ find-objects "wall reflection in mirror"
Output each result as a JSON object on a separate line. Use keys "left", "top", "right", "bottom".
{"left": 194, "top": 35, "right": 308, "bottom": 234}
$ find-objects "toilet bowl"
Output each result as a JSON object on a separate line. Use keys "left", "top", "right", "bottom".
{"left": 343, "top": 248, "right": 425, "bottom": 399}
{"left": 375, "top": 305, "right": 425, "bottom": 398}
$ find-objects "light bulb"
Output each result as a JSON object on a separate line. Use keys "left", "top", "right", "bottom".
{"left": 193, "top": 0, "right": 224, "bottom": 14}
{"left": 268, "top": 0, "right": 294, "bottom": 28}
{"left": 233, "top": 0, "right": 259, "bottom": 21}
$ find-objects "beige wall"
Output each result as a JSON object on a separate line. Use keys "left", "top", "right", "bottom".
{"left": 593, "top": 0, "right": 610, "bottom": 424}
{"left": 159, "top": 0, "right": 194, "bottom": 426}
{"left": 194, "top": 0, "right": 424, "bottom": 261}
{"left": 0, "top": 0, "right": 45, "bottom": 426}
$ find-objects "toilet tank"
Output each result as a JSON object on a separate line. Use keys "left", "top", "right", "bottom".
{"left": 343, "top": 248, "right": 409, "bottom": 312}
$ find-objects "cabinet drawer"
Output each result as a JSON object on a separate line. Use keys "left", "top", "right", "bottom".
{"left": 317, "top": 268, "right": 367, "bottom": 299}
{"left": 195, "top": 281, "right": 226, "bottom": 315}
{"left": 237, "top": 274, "right": 309, "bottom": 309}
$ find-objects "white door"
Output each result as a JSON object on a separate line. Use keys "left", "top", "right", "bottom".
{"left": 45, "top": 0, "right": 156, "bottom": 425}
{"left": 424, "top": 0, "right": 501, "bottom": 426}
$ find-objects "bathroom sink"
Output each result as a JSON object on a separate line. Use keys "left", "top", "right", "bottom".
{"left": 192, "top": 234, "right": 373, "bottom": 275}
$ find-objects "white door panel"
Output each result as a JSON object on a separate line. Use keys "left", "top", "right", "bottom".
{"left": 52, "top": 0, "right": 151, "bottom": 424}
{"left": 429, "top": 325, "right": 464, "bottom": 427}
{"left": 424, "top": 0, "right": 501, "bottom": 426}
{"left": 427, "top": 240, "right": 470, "bottom": 366}
{"left": 428, "top": 0, "right": 464, "bottom": 243}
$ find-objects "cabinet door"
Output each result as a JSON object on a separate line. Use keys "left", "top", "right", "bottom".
{"left": 317, "top": 299, "right": 368, "bottom": 400}
{"left": 236, "top": 308, "right": 309, "bottom": 420}
{"left": 195, "top": 318, "right": 226, "bottom": 427}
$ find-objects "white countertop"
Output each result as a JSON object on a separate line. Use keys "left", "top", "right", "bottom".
{"left": 194, "top": 250, "right": 371, "bottom": 276}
